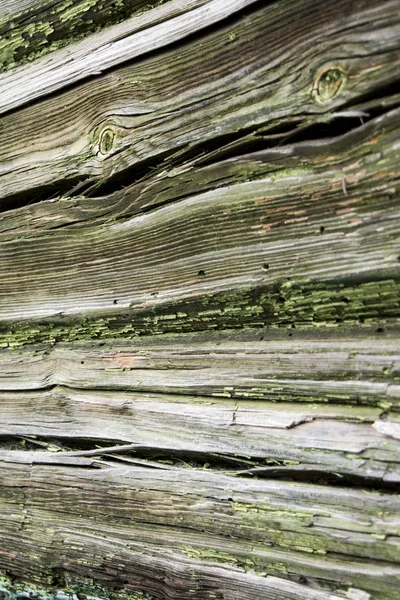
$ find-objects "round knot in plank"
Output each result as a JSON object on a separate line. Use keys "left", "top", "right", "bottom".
{"left": 98, "top": 127, "right": 116, "bottom": 156}
{"left": 313, "top": 67, "right": 345, "bottom": 103}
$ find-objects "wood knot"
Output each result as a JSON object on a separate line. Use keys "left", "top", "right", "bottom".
{"left": 313, "top": 67, "right": 345, "bottom": 103}
{"left": 98, "top": 127, "right": 115, "bottom": 155}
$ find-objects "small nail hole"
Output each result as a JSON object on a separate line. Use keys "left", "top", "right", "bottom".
{"left": 262, "top": 263, "right": 269, "bottom": 272}
{"left": 320, "top": 226, "right": 325, "bottom": 234}
{"left": 198, "top": 270, "right": 206, "bottom": 278}
{"left": 113, "top": 299, "right": 118, "bottom": 304}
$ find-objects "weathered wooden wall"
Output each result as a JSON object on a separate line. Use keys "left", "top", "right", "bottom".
{"left": 1, "top": 0, "right": 400, "bottom": 599}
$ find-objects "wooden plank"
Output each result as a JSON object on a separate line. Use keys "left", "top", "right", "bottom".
{"left": 0, "top": 0, "right": 194, "bottom": 74}
{"left": 0, "top": 332, "right": 399, "bottom": 409}
{"left": 0, "top": 0, "right": 399, "bottom": 598}
{"left": 1, "top": 385, "right": 399, "bottom": 481}
{"left": 0, "top": 459, "right": 399, "bottom": 599}
{"left": 1, "top": 0, "right": 399, "bottom": 198}
{"left": 0, "top": 0, "right": 257, "bottom": 114}
{"left": 0, "top": 107, "right": 399, "bottom": 331}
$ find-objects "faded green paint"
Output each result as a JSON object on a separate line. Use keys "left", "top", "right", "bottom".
{"left": 0, "top": 20, "right": 55, "bottom": 69}
{"left": 182, "top": 545, "right": 262, "bottom": 575}
{"left": 229, "top": 501, "right": 399, "bottom": 562}
{"left": 0, "top": 0, "right": 167, "bottom": 71}
{"left": 182, "top": 546, "right": 240, "bottom": 566}
{"left": 179, "top": 541, "right": 396, "bottom": 598}
{"left": 57, "top": 0, "right": 101, "bottom": 24}
{"left": 1, "top": 278, "right": 398, "bottom": 350}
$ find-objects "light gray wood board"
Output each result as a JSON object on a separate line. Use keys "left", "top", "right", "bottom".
{"left": 0, "top": 0, "right": 256, "bottom": 114}
{"left": 0, "top": 333, "right": 399, "bottom": 409}
{"left": 0, "top": 384, "right": 399, "bottom": 481}
{"left": 0, "top": 460, "right": 399, "bottom": 598}
{"left": 0, "top": 0, "right": 204, "bottom": 70}
{"left": 0, "top": 0, "right": 399, "bottom": 199}
{"left": 0, "top": 109, "right": 399, "bottom": 325}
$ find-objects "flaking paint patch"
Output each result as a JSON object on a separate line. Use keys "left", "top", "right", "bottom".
{"left": 0, "top": 20, "right": 55, "bottom": 69}
{"left": 58, "top": 0, "right": 99, "bottom": 24}
{"left": 0, "top": 0, "right": 167, "bottom": 71}
{"left": 0, "top": 279, "right": 399, "bottom": 355}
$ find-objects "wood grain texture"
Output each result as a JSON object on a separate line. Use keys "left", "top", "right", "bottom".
{"left": 1, "top": 385, "right": 400, "bottom": 481}
{"left": 1, "top": 0, "right": 400, "bottom": 599}
{"left": 1, "top": 0, "right": 399, "bottom": 197}
{"left": 0, "top": 331, "right": 399, "bottom": 409}
{"left": 0, "top": 0, "right": 170, "bottom": 72}
{"left": 0, "top": 0, "right": 256, "bottom": 115}
{"left": 0, "top": 107, "right": 399, "bottom": 327}
{"left": 0, "top": 459, "right": 399, "bottom": 600}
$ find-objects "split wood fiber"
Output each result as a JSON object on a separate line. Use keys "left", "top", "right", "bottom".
{"left": 0, "top": 0, "right": 400, "bottom": 599}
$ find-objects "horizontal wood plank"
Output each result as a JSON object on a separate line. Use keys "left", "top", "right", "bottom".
{"left": 1, "top": 0, "right": 399, "bottom": 198}
{"left": 1, "top": 0, "right": 400, "bottom": 598}
{"left": 0, "top": 0, "right": 194, "bottom": 74}
{"left": 0, "top": 332, "right": 399, "bottom": 408}
{"left": 0, "top": 459, "right": 399, "bottom": 599}
{"left": 1, "top": 385, "right": 400, "bottom": 481}
{"left": 0, "top": 0, "right": 256, "bottom": 114}
{"left": 1, "top": 108, "right": 399, "bottom": 329}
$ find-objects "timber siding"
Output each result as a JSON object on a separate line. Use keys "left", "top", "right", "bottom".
{"left": 0, "top": 1, "right": 400, "bottom": 599}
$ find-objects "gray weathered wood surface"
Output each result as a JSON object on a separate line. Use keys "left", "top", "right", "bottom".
{"left": 0, "top": 0, "right": 400, "bottom": 599}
